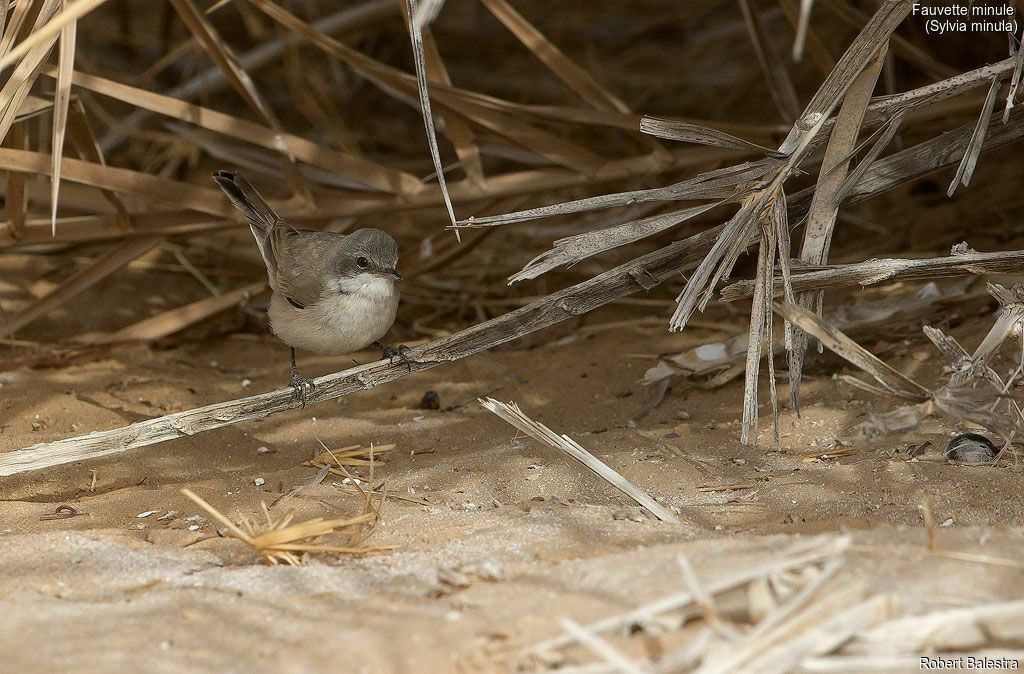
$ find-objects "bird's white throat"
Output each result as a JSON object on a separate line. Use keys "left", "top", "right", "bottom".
{"left": 329, "top": 273, "right": 395, "bottom": 298}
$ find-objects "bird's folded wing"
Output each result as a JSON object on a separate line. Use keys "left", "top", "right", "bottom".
{"left": 271, "top": 229, "right": 347, "bottom": 308}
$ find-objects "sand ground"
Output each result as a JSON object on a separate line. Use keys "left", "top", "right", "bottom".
{"left": 3, "top": 242, "right": 1024, "bottom": 672}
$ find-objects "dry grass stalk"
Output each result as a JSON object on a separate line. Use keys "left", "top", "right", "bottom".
{"left": 416, "top": 22, "right": 484, "bottom": 188}
{"left": 779, "top": 302, "right": 931, "bottom": 402}
{"left": 817, "top": 0, "right": 957, "bottom": 79}
{"left": 306, "top": 443, "right": 398, "bottom": 468}
{"left": 478, "top": 397, "right": 681, "bottom": 523}
{"left": 508, "top": 203, "right": 720, "bottom": 284}
{"left": 788, "top": 0, "right": 819, "bottom": 64}
{"left": 480, "top": 0, "right": 630, "bottom": 115}
{"left": 48, "top": 0, "right": 75, "bottom": 234}
{"left": 0, "top": 1, "right": 60, "bottom": 144}
{"left": 677, "top": 553, "right": 741, "bottom": 642}
{"left": 522, "top": 534, "right": 851, "bottom": 661}
{"left": 180, "top": 487, "right": 392, "bottom": 566}
{"left": 638, "top": 116, "right": 780, "bottom": 154}
{"left": 849, "top": 602, "right": 1024, "bottom": 655}
{"left": 77, "top": 281, "right": 266, "bottom": 345}
{"left": 403, "top": 0, "right": 457, "bottom": 233}
{"left": 43, "top": 67, "right": 420, "bottom": 194}
{"left": 772, "top": 282, "right": 1024, "bottom": 445}
{"left": 720, "top": 248, "right": 1024, "bottom": 301}
{"left": 738, "top": 0, "right": 800, "bottom": 122}
{"left": 947, "top": 76, "right": 1002, "bottom": 196}
{"left": 0, "top": 148, "right": 234, "bottom": 215}
{"left": 3, "top": 121, "right": 27, "bottom": 242}
{"left": 0, "top": 0, "right": 106, "bottom": 70}
{"left": 64, "top": 97, "right": 130, "bottom": 229}
{"left": 461, "top": 160, "right": 775, "bottom": 229}
{"left": 304, "top": 442, "right": 425, "bottom": 504}
{"left": 671, "top": 1, "right": 914, "bottom": 343}
{"left": 538, "top": 532, "right": 1024, "bottom": 672}
{"left": 2, "top": 236, "right": 161, "bottom": 337}
{"left": 788, "top": 45, "right": 885, "bottom": 415}
{"left": 559, "top": 618, "right": 647, "bottom": 674}
{"left": 1005, "top": 31, "right": 1024, "bottom": 121}
{"left": 98, "top": 1, "right": 400, "bottom": 152}
{"left": 791, "top": 104, "right": 1024, "bottom": 217}
{"left": 530, "top": 525, "right": 1024, "bottom": 673}
{"left": 830, "top": 110, "right": 905, "bottom": 204}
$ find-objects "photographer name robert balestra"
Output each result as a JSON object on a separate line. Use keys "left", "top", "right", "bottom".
{"left": 920, "top": 655, "right": 1019, "bottom": 670}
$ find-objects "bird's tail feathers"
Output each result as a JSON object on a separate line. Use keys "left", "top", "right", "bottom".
{"left": 212, "top": 170, "right": 280, "bottom": 236}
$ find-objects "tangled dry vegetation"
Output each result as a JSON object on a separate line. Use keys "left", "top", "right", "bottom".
{"left": 1, "top": 3, "right": 1024, "bottom": 464}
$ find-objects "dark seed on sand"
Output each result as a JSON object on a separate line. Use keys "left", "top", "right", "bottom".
{"left": 419, "top": 390, "right": 441, "bottom": 410}
{"left": 944, "top": 433, "right": 998, "bottom": 466}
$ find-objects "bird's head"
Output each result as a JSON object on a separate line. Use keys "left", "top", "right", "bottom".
{"left": 329, "top": 228, "right": 401, "bottom": 294}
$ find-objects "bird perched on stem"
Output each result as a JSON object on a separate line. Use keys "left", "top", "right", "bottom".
{"left": 213, "top": 170, "right": 408, "bottom": 407}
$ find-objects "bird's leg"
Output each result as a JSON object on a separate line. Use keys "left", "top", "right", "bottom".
{"left": 288, "top": 346, "right": 315, "bottom": 409}
{"left": 373, "top": 341, "right": 412, "bottom": 372}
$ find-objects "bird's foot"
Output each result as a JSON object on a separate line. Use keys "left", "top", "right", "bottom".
{"left": 289, "top": 370, "right": 316, "bottom": 409}
{"left": 375, "top": 341, "right": 413, "bottom": 372}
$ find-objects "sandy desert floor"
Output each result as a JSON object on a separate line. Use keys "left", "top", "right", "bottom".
{"left": 3, "top": 236, "right": 1024, "bottom": 672}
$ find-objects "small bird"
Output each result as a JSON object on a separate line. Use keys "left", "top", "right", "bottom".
{"left": 213, "top": 170, "right": 407, "bottom": 407}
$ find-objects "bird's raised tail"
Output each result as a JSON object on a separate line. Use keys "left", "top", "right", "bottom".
{"left": 213, "top": 170, "right": 280, "bottom": 275}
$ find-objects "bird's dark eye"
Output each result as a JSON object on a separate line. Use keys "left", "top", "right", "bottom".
{"left": 356, "top": 256, "right": 369, "bottom": 268}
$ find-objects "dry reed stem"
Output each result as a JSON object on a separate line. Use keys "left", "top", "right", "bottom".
{"left": 522, "top": 534, "right": 851, "bottom": 662}
{"left": 778, "top": 302, "right": 932, "bottom": 401}
{"left": 720, "top": 249, "right": 1024, "bottom": 301}
{"left": 96, "top": 3, "right": 399, "bottom": 156}
{"left": 48, "top": 0, "right": 75, "bottom": 235}
{"left": 403, "top": 0, "right": 457, "bottom": 233}
{"left": 43, "top": 67, "right": 421, "bottom": 194}
{"left": 947, "top": 76, "right": 1002, "bottom": 195}
{"left": 739, "top": 0, "right": 800, "bottom": 122}
{"left": 77, "top": 281, "right": 266, "bottom": 345}
{"left": 478, "top": 397, "right": 681, "bottom": 523}
{"left": 788, "top": 45, "right": 885, "bottom": 415}
{"left": 0, "top": 0, "right": 106, "bottom": 69}
{"left": 558, "top": 618, "right": 647, "bottom": 674}
{"left": 480, "top": 0, "right": 630, "bottom": 114}
{"left": 0, "top": 0, "right": 60, "bottom": 145}
{"left": 2, "top": 236, "right": 161, "bottom": 337}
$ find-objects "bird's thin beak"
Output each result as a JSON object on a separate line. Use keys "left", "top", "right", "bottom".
{"left": 387, "top": 268, "right": 403, "bottom": 281}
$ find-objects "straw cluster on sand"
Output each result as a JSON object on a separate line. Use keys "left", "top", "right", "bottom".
{"left": 181, "top": 473, "right": 393, "bottom": 565}
{"left": 180, "top": 442, "right": 394, "bottom": 565}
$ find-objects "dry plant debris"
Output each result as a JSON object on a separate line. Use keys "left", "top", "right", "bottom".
{"left": 3, "top": 2, "right": 1024, "bottom": 670}
{"left": 305, "top": 442, "right": 397, "bottom": 469}
{"left": 180, "top": 487, "right": 393, "bottom": 566}
{"left": 521, "top": 533, "right": 1024, "bottom": 672}
{"left": 774, "top": 282, "right": 1024, "bottom": 446}
{"left": 302, "top": 442, "right": 428, "bottom": 505}
{"left": 1, "top": 0, "right": 1023, "bottom": 465}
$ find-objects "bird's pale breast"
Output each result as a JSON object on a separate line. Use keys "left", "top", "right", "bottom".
{"left": 268, "top": 275, "right": 399, "bottom": 355}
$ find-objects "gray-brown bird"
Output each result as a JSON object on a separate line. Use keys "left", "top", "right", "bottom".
{"left": 213, "top": 170, "right": 406, "bottom": 406}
